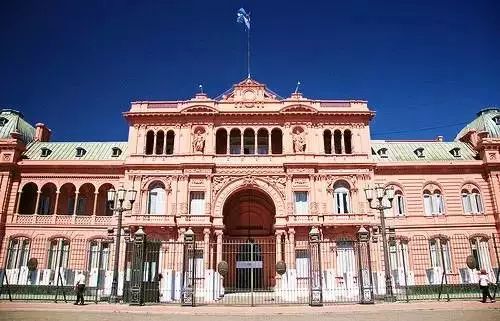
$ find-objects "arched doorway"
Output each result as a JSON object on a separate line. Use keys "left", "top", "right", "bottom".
{"left": 221, "top": 188, "right": 276, "bottom": 291}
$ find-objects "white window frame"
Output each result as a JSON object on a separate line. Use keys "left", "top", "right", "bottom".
{"left": 423, "top": 189, "right": 445, "bottom": 216}
{"left": 429, "top": 238, "right": 452, "bottom": 273}
{"left": 294, "top": 191, "right": 309, "bottom": 215}
{"left": 295, "top": 249, "right": 310, "bottom": 279}
{"left": 147, "top": 185, "right": 166, "bottom": 215}
{"left": 47, "top": 239, "right": 70, "bottom": 270}
{"left": 88, "top": 241, "right": 110, "bottom": 271}
{"left": 471, "top": 238, "right": 492, "bottom": 271}
{"left": 333, "top": 186, "right": 351, "bottom": 214}
{"left": 6, "top": 238, "right": 30, "bottom": 269}
{"left": 189, "top": 191, "right": 205, "bottom": 215}
{"left": 394, "top": 192, "right": 405, "bottom": 216}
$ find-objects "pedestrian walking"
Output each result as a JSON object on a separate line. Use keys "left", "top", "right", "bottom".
{"left": 74, "top": 271, "right": 86, "bottom": 305}
{"left": 479, "top": 269, "right": 495, "bottom": 303}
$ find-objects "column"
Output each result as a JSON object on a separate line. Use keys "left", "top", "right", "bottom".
{"left": 92, "top": 192, "right": 99, "bottom": 216}
{"left": 268, "top": 130, "right": 272, "bottom": 154}
{"left": 177, "top": 228, "right": 186, "bottom": 272}
{"left": 15, "top": 191, "right": 22, "bottom": 214}
{"left": 289, "top": 229, "right": 296, "bottom": 269}
{"left": 216, "top": 230, "right": 223, "bottom": 266}
{"left": 340, "top": 132, "right": 344, "bottom": 154}
{"left": 240, "top": 130, "right": 243, "bottom": 154}
{"left": 73, "top": 192, "right": 79, "bottom": 215}
{"left": 175, "top": 125, "right": 181, "bottom": 155}
{"left": 203, "top": 228, "right": 210, "bottom": 269}
{"left": 153, "top": 132, "right": 158, "bottom": 154}
{"left": 226, "top": 129, "right": 230, "bottom": 154}
{"left": 141, "top": 189, "right": 148, "bottom": 215}
{"left": 34, "top": 191, "right": 41, "bottom": 215}
{"left": 53, "top": 191, "right": 60, "bottom": 215}
{"left": 275, "top": 230, "right": 283, "bottom": 262}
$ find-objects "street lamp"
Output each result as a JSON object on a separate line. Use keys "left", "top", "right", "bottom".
{"left": 364, "top": 184, "right": 395, "bottom": 301}
{"left": 107, "top": 186, "right": 137, "bottom": 303}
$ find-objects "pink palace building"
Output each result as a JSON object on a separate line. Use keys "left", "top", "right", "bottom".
{"left": 0, "top": 78, "right": 499, "bottom": 304}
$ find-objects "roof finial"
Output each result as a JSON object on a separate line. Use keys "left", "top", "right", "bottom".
{"left": 294, "top": 80, "right": 301, "bottom": 94}
{"left": 198, "top": 84, "right": 204, "bottom": 94}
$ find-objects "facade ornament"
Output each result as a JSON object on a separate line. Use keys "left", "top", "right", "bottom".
{"left": 241, "top": 175, "right": 257, "bottom": 187}
{"left": 292, "top": 127, "right": 306, "bottom": 153}
{"left": 192, "top": 127, "right": 206, "bottom": 153}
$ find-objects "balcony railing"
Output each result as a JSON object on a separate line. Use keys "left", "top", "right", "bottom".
{"left": 177, "top": 214, "right": 211, "bottom": 225}
{"left": 126, "top": 214, "right": 175, "bottom": 225}
{"left": 322, "top": 213, "right": 375, "bottom": 225}
{"left": 9, "top": 213, "right": 113, "bottom": 226}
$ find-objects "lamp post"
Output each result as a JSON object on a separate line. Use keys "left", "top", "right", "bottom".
{"left": 364, "top": 184, "right": 395, "bottom": 301}
{"left": 107, "top": 186, "right": 137, "bottom": 303}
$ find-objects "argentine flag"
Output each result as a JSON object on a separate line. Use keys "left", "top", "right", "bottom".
{"left": 237, "top": 8, "right": 250, "bottom": 30}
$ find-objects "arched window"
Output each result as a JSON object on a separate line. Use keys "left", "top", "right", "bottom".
{"left": 147, "top": 183, "right": 166, "bottom": 215}
{"left": 229, "top": 129, "right": 241, "bottom": 154}
{"left": 394, "top": 190, "right": 406, "bottom": 216}
{"left": 216, "top": 128, "right": 228, "bottom": 154}
{"left": 155, "top": 130, "right": 164, "bottom": 154}
{"left": 344, "top": 129, "right": 352, "bottom": 154}
{"left": 470, "top": 237, "right": 492, "bottom": 272}
{"left": 462, "top": 188, "right": 484, "bottom": 214}
{"left": 270, "top": 128, "right": 283, "bottom": 154}
{"left": 47, "top": 238, "right": 70, "bottom": 270}
{"left": 423, "top": 188, "right": 445, "bottom": 216}
{"left": 243, "top": 128, "right": 255, "bottom": 154}
{"left": 88, "top": 240, "right": 110, "bottom": 271}
{"left": 145, "top": 130, "right": 154, "bottom": 155}
{"left": 333, "top": 181, "right": 351, "bottom": 214}
{"left": 165, "top": 130, "right": 175, "bottom": 154}
{"left": 333, "top": 130, "right": 342, "bottom": 154}
{"left": 257, "top": 128, "right": 269, "bottom": 154}
{"left": 429, "top": 237, "right": 452, "bottom": 273}
{"left": 323, "top": 130, "right": 332, "bottom": 154}
{"left": 6, "top": 237, "right": 30, "bottom": 270}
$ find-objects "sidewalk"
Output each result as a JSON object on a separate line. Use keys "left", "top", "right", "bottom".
{"left": 0, "top": 300, "right": 499, "bottom": 315}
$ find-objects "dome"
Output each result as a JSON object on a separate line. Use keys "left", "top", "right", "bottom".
{"left": 0, "top": 108, "right": 36, "bottom": 145}
{"left": 455, "top": 107, "right": 500, "bottom": 141}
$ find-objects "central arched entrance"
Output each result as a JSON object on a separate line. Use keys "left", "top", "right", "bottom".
{"left": 221, "top": 188, "right": 276, "bottom": 291}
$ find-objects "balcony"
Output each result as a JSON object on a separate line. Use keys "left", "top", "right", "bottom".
{"left": 287, "top": 214, "right": 319, "bottom": 226}
{"left": 322, "top": 213, "right": 375, "bottom": 225}
{"left": 125, "top": 214, "right": 176, "bottom": 226}
{"left": 9, "top": 213, "right": 113, "bottom": 226}
{"left": 176, "top": 214, "right": 211, "bottom": 226}
{"left": 384, "top": 213, "right": 494, "bottom": 228}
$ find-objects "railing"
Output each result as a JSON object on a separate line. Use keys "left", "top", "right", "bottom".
{"left": 385, "top": 213, "right": 493, "bottom": 227}
{"left": 126, "top": 215, "right": 175, "bottom": 225}
{"left": 322, "top": 213, "right": 375, "bottom": 225}
{"left": 9, "top": 214, "right": 113, "bottom": 226}
{"left": 177, "top": 214, "right": 211, "bottom": 225}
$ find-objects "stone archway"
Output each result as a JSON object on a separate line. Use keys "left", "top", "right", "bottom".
{"left": 223, "top": 188, "right": 275, "bottom": 237}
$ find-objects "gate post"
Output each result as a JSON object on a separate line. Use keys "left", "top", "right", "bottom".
{"left": 130, "top": 227, "right": 146, "bottom": 306}
{"left": 357, "top": 226, "right": 374, "bottom": 304}
{"left": 308, "top": 226, "right": 323, "bottom": 306}
{"left": 182, "top": 228, "right": 196, "bottom": 307}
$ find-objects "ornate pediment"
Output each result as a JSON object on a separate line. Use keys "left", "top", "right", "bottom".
{"left": 217, "top": 78, "right": 282, "bottom": 108}
{"left": 180, "top": 105, "right": 218, "bottom": 114}
{"left": 280, "top": 104, "right": 318, "bottom": 114}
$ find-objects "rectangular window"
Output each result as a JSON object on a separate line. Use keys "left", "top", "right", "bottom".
{"left": 336, "top": 241, "right": 356, "bottom": 275}
{"left": 462, "top": 194, "right": 472, "bottom": 213}
{"left": 294, "top": 192, "right": 309, "bottom": 215}
{"left": 88, "top": 242, "right": 110, "bottom": 271}
{"left": 76, "top": 198, "right": 86, "bottom": 215}
{"left": 47, "top": 240, "right": 70, "bottom": 270}
{"left": 395, "top": 195, "right": 405, "bottom": 216}
{"left": 429, "top": 239, "right": 452, "bottom": 273}
{"left": 67, "top": 197, "right": 75, "bottom": 215}
{"left": 424, "top": 194, "right": 432, "bottom": 215}
{"left": 148, "top": 191, "right": 158, "bottom": 214}
{"left": 295, "top": 249, "right": 310, "bottom": 278}
{"left": 389, "top": 243, "right": 398, "bottom": 270}
{"left": 474, "top": 194, "right": 483, "bottom": 213}
{"left": 6, "top": 239, "right": 30, "bottom": 269}
{"left": 190, "top": 191, "right": 205, "bottom": 215}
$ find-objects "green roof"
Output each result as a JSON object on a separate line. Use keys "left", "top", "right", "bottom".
{"left": 455, "top": 108, "right": 500, "bottom": 140}
{"left": 23, "top": 142, "right": 128, "bottom": 161}
{"left": 371, "top": 141, "right": 477, "bottom": 162}
{"left": 0, "top": 109, "right": 36, "bottom": 145}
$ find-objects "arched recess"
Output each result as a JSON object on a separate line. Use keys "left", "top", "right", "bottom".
{"left": 58, "top": 183, "right": 77, "bottom": 215}
{"left": 213, "top": 177, "right": 285, "bottom": 220}
{"left": 243, "top": 128, "right": 255, "bottom": 154}
{"left": 270, "top": 128, "right": 283, "bottom": 154}
{"left": 145, "top": 130, "right": 154, "bottom": 155}
{"left": 39, "top": 183, "right": 57, "bottom": 215}
{"left": 155, "top": 130, "right": 165, "bottom": 155}
{"left": 19, "top": 182, "right": 38, "bottom": 214}
{"left": 216, "top": 128, "right": 228, "bottom": 154}
{"left": 229, "top": 128, "right": 241, "bottom": 154}
{"left": 257, "top": 128, "right": 269, "bottom": 154}
{"left": 96, "top": 183, "right": 115, "bottom": 216}
{"left": 223, "top": 188, "right": 276, "bottom": 236}
{"left": 165, "top": 130, "right": 175, "bottom": 154}
{"left": 78, "top": 183, "right": 96, "bottom": 216}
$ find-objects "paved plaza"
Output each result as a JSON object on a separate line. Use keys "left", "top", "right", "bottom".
{"left": 0, "top": 301, "right": 499, "bottom": 321}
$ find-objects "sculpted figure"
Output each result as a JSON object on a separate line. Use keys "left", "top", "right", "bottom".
{"left": 292, "top": 129, "right": 306, "bottom": 153}
{"left": 192, "top": 129, "right": 205, "bottom": 153}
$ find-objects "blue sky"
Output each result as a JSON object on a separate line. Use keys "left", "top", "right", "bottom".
{"left": 0, "top": 1, "right": 498, "bottom": 142}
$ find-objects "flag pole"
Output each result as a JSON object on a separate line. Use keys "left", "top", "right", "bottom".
{"left": 247, "top": 27, "right": 251, "bottom": 79}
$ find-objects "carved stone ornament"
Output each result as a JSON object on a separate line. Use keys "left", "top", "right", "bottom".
{"left": 217, "top": 261, "right": 229, "bottom": 276}
{"left": 192, "top": 127, "right": 206, "bottom": 153}
{"left": 276, "top": 261, "right": 287, "bottom": 275}
{"left": 292, "top": 127, "right": 306, "bottom": 153}
{"left": 241, "top": 175, "right": 257, "bottom": 187}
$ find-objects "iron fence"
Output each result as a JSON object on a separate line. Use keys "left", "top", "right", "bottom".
{"left": 1, "top": 232, "right": 498, "bottom": 305}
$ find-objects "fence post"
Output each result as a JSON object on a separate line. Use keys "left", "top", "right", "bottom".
{"left": 130, "top": 227, "right": 146, "bottom": 306}
{"left": 182, "top": 228, "right": 196, "bottom": 307}
{"left": 357, "top": 226, "right": 374, "bottom": 304}
{"left": 437, "top": 240, "right": 450, "bottom": 302}
{"left": 492, "top": 234, "right": 500, "bottom": 299}
{"left": 400, "top": 243, "right": 409, "bottom": 303}
{"left": 308, "top": 226, "right": 323, "bottom": 306}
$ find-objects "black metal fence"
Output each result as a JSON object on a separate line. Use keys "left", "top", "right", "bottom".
{"left": 1, "top": 233, "right": 499, "bottom": 305}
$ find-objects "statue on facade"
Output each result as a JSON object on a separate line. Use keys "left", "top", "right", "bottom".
{"left": 192, "top": 128, "right": 205, "bottom": 153}
{"left": 292, "top": 128, "right": 306, "bottom": 153}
